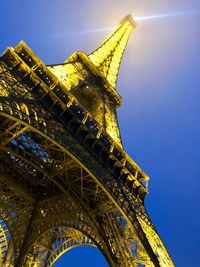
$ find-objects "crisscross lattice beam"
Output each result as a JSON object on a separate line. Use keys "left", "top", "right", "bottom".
{"left": 89, "top": 15, "right": 136, "bottom": 88}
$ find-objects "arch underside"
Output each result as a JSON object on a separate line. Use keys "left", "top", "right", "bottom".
{"left": 25, "top": 227, "right": 96, "bottom": 267}
{"left": 0, "top": 217, "right": 14, "bottom": 266}
{"left": 0, "top": 112, "right": 150, "bottom": 267}
{"left": 0, "top": 59, "right": 174, "bottom": 267}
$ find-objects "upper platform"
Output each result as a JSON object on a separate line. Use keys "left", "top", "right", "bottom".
{"left": 49, "top": 15, "right": 136, "bottom": 101}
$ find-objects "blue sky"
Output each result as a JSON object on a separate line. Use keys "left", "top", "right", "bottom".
{"left": 1, "top": 0, "right": 200, "bottom": 266}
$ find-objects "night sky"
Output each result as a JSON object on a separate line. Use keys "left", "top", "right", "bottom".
{"left": 1, "top": 1, "right": 200, "bottom": 266}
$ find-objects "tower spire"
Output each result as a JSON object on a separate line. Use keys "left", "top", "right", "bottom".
{"left": 89, "top": 15, "right": 136, "bottom": 89}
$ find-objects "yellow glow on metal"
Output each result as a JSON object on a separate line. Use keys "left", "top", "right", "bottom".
{"left": 0, "top": 220, "right": 8, "bottom": 265}
{"left": 45, "top": 229, "right": 95, "bottom": 267}
{"left": 48, "top": 58, "right": 84, "bottom": 92}
{"left": 0, "top": 37, "right": 149, "bottom": 193}
{"left": 48, "top": 16, "right": 136, "bottom": 146}
{"left": 0, "top": 80, "right": 9, "bottom": 96}
{"left": 0, "top": 15, "right": 175, "bottom": 266}
{"left": 89, "top": 15, "right": 136, "bottom": 89}
{"left": 49, "top": 15, "right": 136, "bottom": 91}
{"left": 137, "top": 217, "right": 174, "bottom": 267}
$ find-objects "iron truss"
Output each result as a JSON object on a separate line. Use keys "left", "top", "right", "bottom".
{"left": 0, "top": 15, "right": 174, "bottom": 267}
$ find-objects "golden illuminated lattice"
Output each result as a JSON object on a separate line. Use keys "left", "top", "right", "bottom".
{"left": 48, "top": 16, "right": 136, "bottom": 146}
{"left": 0, "top": 218, "right": 11, "bottom": 266}
{"left": 0, "top": 223, "right": 7, "bottom": 265}
{"left": 0, "top": 15, "right": 174, "bottom": 267}
{"left": 49, "top": 15, "right": 135, "bottom": 91}
{"left": 48, "top": 55, "right": 85, "bottom": 92}
{"left": 89, "top": 15, "right": 136, "bottom": 88}
{"left": 137, "top": 217, "right": 174, "bottom": 267}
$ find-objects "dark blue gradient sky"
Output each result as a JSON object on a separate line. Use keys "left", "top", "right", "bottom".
{"left": 1, "top": 1, "right": 200, "bottom": 266}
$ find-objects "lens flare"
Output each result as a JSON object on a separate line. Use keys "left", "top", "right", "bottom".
{"left": 135, "top": 13, "right": 178, "bottom": 21}
{"left": 76, "top": 27, "right": 116, "bottom": 34}
{"left": 56, "top": 10, "right": 199, "bottom": 37}
{"left": 134, "top": 10, "right": 199, "bottom": 22}
{"left": 77, "top": 10, "right": 199, "bottom": 34}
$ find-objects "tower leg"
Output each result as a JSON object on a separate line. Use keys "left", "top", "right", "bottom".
{"left": 14, "top": 204, "right": 37, "bottom": 267}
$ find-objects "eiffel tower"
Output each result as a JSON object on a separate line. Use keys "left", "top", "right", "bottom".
{"left": 0, "top": 15, "right": 174, "bottom": 267}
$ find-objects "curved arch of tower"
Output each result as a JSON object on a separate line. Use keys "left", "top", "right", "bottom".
{"left": 0, "top": 15, "right": 174, "bottom": 266}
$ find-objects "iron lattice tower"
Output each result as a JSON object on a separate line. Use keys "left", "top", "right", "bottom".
{"left": 0, "top": 15, "right": 174, "bottom": 267}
